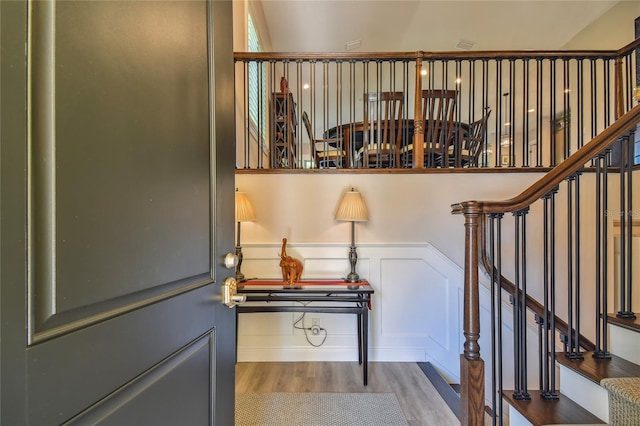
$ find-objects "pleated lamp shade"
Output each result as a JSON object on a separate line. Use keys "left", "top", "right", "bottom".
{"left": 235, "top": 191, "right": 256, "bottom": 222}
{"left": 335, "top": 188, "right": 368, "bottom": 222}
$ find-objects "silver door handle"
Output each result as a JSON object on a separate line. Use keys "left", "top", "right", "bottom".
{"left": 222, "top": 277, "right": 246, "bottom": 308}
{"left": 224, "top": 253, "right": 239, "bottom": 269}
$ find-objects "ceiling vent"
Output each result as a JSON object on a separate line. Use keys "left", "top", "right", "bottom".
{"left": 455, "top": 40, "right": 476, "bottom": 51}
{"left": 345, "top": 40, "right": 362, "bottom": 51}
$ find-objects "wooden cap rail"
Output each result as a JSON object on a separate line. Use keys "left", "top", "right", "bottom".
{"left": 452, "top": 103, "right": 640, "bottom": 215}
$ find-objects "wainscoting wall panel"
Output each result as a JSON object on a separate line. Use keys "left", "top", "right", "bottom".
{"left": 237, "top": 243, "right": 465, "bottom": 382}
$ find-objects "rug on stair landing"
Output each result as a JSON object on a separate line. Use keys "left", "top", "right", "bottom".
{"left": 601, "top": 377, "right": 640, "bottom": 426}
{"left": 235, "top": 392, "right": 409, "bottom": 426}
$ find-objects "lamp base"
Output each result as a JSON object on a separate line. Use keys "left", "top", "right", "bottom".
{"left": 345, "top": 272, "right": 360, "bottom": 283}
{"left": 345, "top": 272, "right": 361, "bottom": 289}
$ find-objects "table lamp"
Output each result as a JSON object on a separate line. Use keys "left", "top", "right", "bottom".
{"left": 235, "top": 189, "right": 256, "bottom": 282}
{"left": 335, "top": 187, "right": 368, "bottom": 283}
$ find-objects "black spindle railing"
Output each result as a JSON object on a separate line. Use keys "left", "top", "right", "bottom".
{"left": 235, "top": 41, "right": 640, "bottom": 171}
{"left": 454, "top": 103, "right": 640, "bottom": 425}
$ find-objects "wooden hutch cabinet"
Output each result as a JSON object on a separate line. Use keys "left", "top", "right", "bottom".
{"left": 270, "top": 92, "right": 297, "bottom": 168}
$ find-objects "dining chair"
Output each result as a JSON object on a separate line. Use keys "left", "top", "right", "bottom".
{"left": 448, "top": 107, "right": 492, "bottom": 167}
{"left": 357, "top": 91, "right": 404, "bottom": 168}
{"left": 400, "top": 89, "right": 457, "bottom": 167}
{"left": 302, "top": 111, "right": 348, "bottom": 168}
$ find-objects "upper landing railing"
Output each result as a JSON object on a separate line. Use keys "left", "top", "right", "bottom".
{"left": 234, "top": 38, "right": 640, "bottom": 171}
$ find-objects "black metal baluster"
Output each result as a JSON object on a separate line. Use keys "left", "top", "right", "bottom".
{"left": 563, "top": 59, "right": 570, "bottom": 161}
{"left": 594, "top": 153, "right": 612, "bottom": 359}
{"left": 496, "top": 213, "right": 505, "bottom": 424}
{"left": 520, "top": 209, "right": 530, "bottom": 392}
{"left": 242, "top": 60, "right": 250, "bottom": 168}
{"left": 375, "top": 59, "right": 382, "bottom": 168}
{"left": 565, "top": 175, "right": 577, "bottom": 358}
{"left": 618, "top": 134, "right": 628, "bottom": 317}
{"left": 626, "top": 126, "right": 636, "bottom": 317}
{"left": 513, "top": 209, "right": 530, "bottom": 400}
{"left": 509, "top": 59, "right": 516, "bottom": 167}
{"left": 349, "top": 60, "right": 355, "bottom": 168}
{"left": 489, "top": 214, "right": 498, "bottom": 426}
{"left": 550, "top": 59, "right": 557, "bottom": 166}
{"left": 296, "top": 60, "right": 303, "bottom": 169}
{"left": 573, "top": 171, "right": 583, "bottom": 357}
{"left": 495, "top": 60, "right": 503, "bottom": 168}
{"left": 577, "top": 59, "right": 584, "bottom": 150}
{"left": 549, "top": 189, "right": 558, "bottom": 393}
{"left": 563, "top": 172, "right": 584, "bottom": 359}
{"left": 535, "top": 313, "right": 544, "bottom": 394}
{"left": 481, "top": 59, "right": 489, "bottom": 167}
{"left": 523, "top": 58, "right": 530, "bottom": 167}
{"left": 619, "top": 128, "right": 637, "bottom": 319}
{"left": 335, "top": 60, "right": 342, "bottom": 167}
{"left": 310, "top": 60, "right": 317, "bottom": 168}
{"left": 603, "top": 149, "right": 611, "bottom": 353}
{"left": 542, "top": 194, "right": 550, "bottom": 394}
{"left": 536, "top": 58, "right": 543, "bottom": 167}
{"left": 543, "top": 188, "right": 560, "bottom": 398}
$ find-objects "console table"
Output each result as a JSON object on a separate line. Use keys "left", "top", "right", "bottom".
{"left": 236, "top": 279, "right": 374, "bottom": 385}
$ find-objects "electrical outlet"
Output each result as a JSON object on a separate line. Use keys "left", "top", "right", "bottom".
{"left": 312, "top": 318, "right": 320, "bottom": 326}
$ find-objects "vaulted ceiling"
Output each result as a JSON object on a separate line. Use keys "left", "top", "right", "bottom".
{"left": 258, "top": 0, "right": 623, "bottom": 52}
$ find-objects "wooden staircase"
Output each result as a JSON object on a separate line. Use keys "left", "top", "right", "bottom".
{"left": 453, "top": 104, "right": 640, "bottom": 425}
{"left": 505, "top": 316, "right": 640, "bottom": 425}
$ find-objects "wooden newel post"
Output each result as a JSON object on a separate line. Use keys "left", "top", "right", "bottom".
{"left": 414, "top": 53, "right": 424, "bottom": 168}
{"left": 460, "top": 201, "right": 485, "bottom": 426}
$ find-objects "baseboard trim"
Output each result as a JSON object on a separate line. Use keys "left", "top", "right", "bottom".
{"left": 417, "top": 361, "right": 460, "bottom": 420}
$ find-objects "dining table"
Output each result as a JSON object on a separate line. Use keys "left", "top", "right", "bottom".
{"left": 322, "top": 119, "right": 470, "bottom": 167}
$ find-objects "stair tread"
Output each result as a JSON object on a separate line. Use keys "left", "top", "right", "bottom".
{"left": 555, "top": 351, "right": 640, "bottom": 383}
{"left": 503, "top": 391, "right": 606, "bottom": 425}
{"left": 608, "top": 314, "right": 640, "bottom": 333}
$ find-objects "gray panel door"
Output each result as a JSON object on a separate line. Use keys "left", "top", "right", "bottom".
{"left": 0, "top": 1, "right": 237, "bottom": 424}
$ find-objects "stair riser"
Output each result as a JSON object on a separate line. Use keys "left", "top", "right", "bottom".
{"left": 609, "top": 323, "right": 640, "bottom": 365}
{"left": 559, "top": 364, "right": 609, "bottom": 423}
{"left": 508, "top": 406, "right": 532, "bottom": 426}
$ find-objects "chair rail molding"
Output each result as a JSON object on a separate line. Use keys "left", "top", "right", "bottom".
{"left": 238, "top": 242, "right": 467, "bottom": 382}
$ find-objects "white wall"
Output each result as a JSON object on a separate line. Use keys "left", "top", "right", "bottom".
{"left": 235, "top": 172, "right": 542, "bottom": 381}
{"left": 235, "top": 173, "right": 543, "bottom": 267}
{"left": 561, "top": 1, "right": 640, "bottom": 50}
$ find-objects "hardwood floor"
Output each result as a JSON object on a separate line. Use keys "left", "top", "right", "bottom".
{"left": 235, "top": 362, "right": 460, "bottom": 426}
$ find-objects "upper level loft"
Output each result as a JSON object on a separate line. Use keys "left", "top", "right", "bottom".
{"left": 234, "top": 43, "right": 640, "bottom": 172}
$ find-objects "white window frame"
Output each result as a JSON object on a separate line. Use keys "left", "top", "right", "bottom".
{"left": 247, "top": 13, "right": 267, "bottom": 149}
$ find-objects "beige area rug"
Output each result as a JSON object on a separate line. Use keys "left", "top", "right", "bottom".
{"left": 235, "top": 392, "right": 409, "bottom": 426}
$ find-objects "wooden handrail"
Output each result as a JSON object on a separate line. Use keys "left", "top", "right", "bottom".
{"left": 233, "top": 47, "right": 628, "bottom": 62}
{"left": 616, "top": 36, "right": 640, "bottom": 56}
{"left": 452, "top": 104, "right": 640, "bottom": 215}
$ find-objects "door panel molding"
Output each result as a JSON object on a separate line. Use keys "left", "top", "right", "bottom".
{"left": 32, "top": 274, "right": 213, "bottom": 344}
{"left": 64, "top": 331, "right": 215, "bottom": 425}
{"left": 27, "top": 0, "right": 214, "bottom": 345}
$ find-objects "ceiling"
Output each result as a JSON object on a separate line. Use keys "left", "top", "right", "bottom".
{"left": 258, "top": 0, "right": 622, "bottom": 52}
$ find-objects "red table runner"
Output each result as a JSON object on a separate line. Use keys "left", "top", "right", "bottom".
{"left": 243, "top": 279, "right": 369, "bottom": 286}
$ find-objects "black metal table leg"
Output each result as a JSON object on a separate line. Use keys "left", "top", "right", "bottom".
{"left": 363, "top": 304, "right": 369, "bottom": 386}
